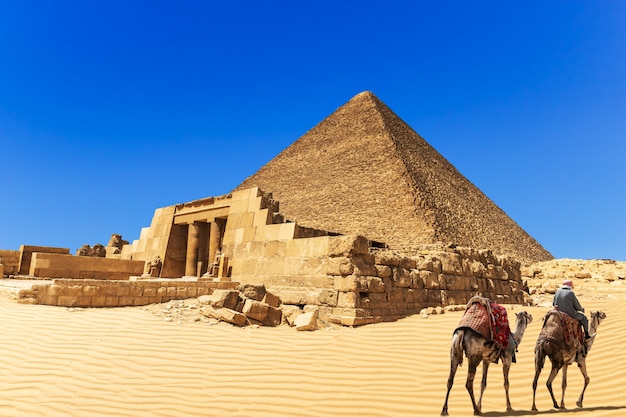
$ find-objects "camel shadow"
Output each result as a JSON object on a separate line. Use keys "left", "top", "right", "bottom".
{"left": 482, "top": 405, "right": 626, "bottom": 416}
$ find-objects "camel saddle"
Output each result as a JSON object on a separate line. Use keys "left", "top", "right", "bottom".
{"left": 541, "top": 310, "right": 585, "bottom": 349}
{"left": 455, "top": 295, "right": 511, "bottom": 350}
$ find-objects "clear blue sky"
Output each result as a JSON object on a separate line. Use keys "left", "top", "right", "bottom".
{"left": 1, "top": 1, "right": 624, "bottom": 261}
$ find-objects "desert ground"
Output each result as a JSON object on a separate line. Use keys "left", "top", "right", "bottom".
{"left": 1, "top": 259, "right": 625, "bottom": 417}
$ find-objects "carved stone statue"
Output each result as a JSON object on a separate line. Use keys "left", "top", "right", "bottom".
{"left": 107, "top": 234, "right": 129, "bottom": 254}
{"left": 76, "top": 244, "right": 106, "bottom": 257}
{"left": 143, "top": 256, "right": 162, "bottom": 277}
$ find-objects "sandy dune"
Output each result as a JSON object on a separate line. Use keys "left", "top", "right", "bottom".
{"left": 1, "top": 288, "right": 625, "bottom": 416}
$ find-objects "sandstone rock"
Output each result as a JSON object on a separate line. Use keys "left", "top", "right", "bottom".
{"left": 281, "top": 305, "right": 303, "bottom": 326}
{"left": 242, "top": 299, "right": 269, "bottom": 322}
{"left": 199, "top": 289, "right": 241, "bottom": 310}
{"left": 294, "top": 310, "right": 318, "bottom": 331}
{"left": 325, "top": 257, "right": 354, "bottom": 276}
{"left": 201, "top": 305, "right": 247, "bottom": 326}
{"left": 374, "top": 264, "right": 392, "bottom": 278}
{"left": 238, "top": 284, "right": 266, "bottom": 301}
{"left": 263, "top": 305, "right": 283, "bottom": 326}
{"left": 262, "top": 292, "right": 281, "bottom": 308}
{"left": 420, "top": 307, "right": 437, "bottom": 318}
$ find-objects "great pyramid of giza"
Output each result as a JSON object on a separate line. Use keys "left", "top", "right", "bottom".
{"left": 235, "top": 91, "right": 552, "bottom": 265}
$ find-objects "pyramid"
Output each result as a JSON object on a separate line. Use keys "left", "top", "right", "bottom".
{"left": 235, "top": 91, "right": 552, "bottom": 265}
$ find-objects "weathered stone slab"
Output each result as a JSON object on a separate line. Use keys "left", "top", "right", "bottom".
{"left": 262, "top": 292, "right": 281, "bottom": 308}
{"left": 202, "top": 305, "right": 247, "bottom": 326}
{"left": 294, "top": 310, "right": 318, "bottom": 331}
{"left": 242, "top": 299, "right": 269, "bottom": 322}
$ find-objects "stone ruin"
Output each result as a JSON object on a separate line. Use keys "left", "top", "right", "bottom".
{"left": 77, "top": 243, "right": 107, "bottom": 257}
{"left": 7, "top": 187, "right": 527, "bottom": 328}
{"left": 76, "top": 234, "right": 130, "bottom": 257}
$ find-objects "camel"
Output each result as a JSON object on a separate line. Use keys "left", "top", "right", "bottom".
{"left": 531, "top": 310, "right": 606, "bottom": 411}
{"left": 441, "top": 307, "right": 533, "bottom": 416}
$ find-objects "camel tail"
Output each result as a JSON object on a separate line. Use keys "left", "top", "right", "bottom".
{"left": 534, "top": 341, "right": 546, "bottom": 371}
{"left": 451, "top": 330, "right": 465, "bottom": 367}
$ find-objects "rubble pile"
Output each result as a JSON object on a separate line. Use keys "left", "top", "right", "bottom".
{"left": 145, "top": 284, "right": 330, "bottom": 331}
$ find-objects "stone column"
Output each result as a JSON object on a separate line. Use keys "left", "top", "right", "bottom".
{"left": 208, "top": 220, "right": 222, "bottom": 266}
{"left": 185, "top": 223, "right": 201, "bottom": 277}
{"left": 197, "top": 223, "right": 210, "bottom": 276}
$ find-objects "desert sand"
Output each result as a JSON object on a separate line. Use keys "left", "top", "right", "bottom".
{"left": 1, "top": 278, "right": 625, "bottom": 417}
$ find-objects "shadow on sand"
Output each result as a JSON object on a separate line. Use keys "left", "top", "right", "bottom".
{"left": 482, "top": 405, "right": 626, "bottom": 416}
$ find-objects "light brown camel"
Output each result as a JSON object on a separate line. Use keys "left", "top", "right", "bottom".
{"left": 441, "top": 309, "right": 533, "bottom": 416}
{"left": 531, "top": 310, "right": 606, "bottom": 411}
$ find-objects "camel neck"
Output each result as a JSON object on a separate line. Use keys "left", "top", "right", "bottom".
{"left": 512, "top": 315, "right": 528, "bottom": 344}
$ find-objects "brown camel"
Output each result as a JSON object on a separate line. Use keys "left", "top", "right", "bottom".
{"left": 532, "top": 310, "right": 606, "bottom": 411}
{"left": 441, "top": 309, "right": 533, "bottom": 416}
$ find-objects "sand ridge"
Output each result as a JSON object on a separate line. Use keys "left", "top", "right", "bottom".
{"left": 1, "top": 290, "right": 625, "bottom": 416}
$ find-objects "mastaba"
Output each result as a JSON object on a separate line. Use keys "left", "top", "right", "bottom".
{"left": 236, "top": 91, "right": 552, "bottom": 265}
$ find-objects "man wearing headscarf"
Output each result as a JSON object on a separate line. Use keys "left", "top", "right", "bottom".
{"left": 553, "top": 279, "right": 590, "bottom": 339}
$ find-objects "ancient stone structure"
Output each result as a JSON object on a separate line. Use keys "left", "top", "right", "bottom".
{"left": 111, "top": 187, "right": 525, "bottom": 324}
{"left": 4, "top": 186, "right": 526, "bottom": 325}
{"left": 29, "top": 252, "right": 144, "bottom": 280}
{"left": 236, "top": 91, "right": 552, "bottom": 266}
{"left": 119, "top": 195, "right": 231, "bottom": 278}
{"left": 17, "top": 245, "right": 70, "bottom": 275}
{"left": 15, "top": 278, "right": 238, "bottom": 307}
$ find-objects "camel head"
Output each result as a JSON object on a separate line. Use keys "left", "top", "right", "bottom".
{"left": 584, "top": 311, "right": 606, "bottom": 354}
{"left": 512, "top": 311, "right": 533, "bottom": 345}
{"left": 591, "top": 311, "right": 607, "bottom": 329}
{"left": 516, "top": 310, "right": 533, "bottom": 327}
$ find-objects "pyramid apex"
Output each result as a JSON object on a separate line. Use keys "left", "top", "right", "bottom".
{"left": 352, "top": 90, "right": 377, "bottom": 100}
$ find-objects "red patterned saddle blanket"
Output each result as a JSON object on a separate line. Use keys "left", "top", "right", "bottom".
{"left": 456, "top": 296, "right": 511, "bottom": 349}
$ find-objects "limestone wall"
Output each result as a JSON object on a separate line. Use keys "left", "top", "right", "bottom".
{"left": 229, "top": 231, "right": 525, "bottom": 325}
{"left": 30, "top": 253, "right": 145, "bottom": 280}
{"left": 327, "top": 244, "right": 524, "bottom": 325}
{"left": 0, "top": 249, "right": 20, "bottom": 276}
{"left": 120, "top": 206, "right": 176, "bottom": 264}
{"left": 16, "top": 279, "right": 238, "bottom": 307}
{"left": 18, "top": 245, "right": 70, "bottom": 275}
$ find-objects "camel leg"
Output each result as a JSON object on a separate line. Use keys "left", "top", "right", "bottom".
{"left": 560, "top": 364, "right": 569, "bottom": 409}
{"left": 441, "top": 359, "right": 460, "bottom": 416}
{"left": 532, "top": 349, "right": 546, "bottom": 411}
{"left": 465, "top": 360, "right": 481, "bottom": 415}
{"left": 576, "top": 359, "right": 590, "bottom": 408}
{"left": 546, "top": 363, "right": 562, "bottom": 409}
{"left": 502, "top": 360, "right": 513, "bottom": 411}
{"left": 477, "top": 360, "right": 490, "bottom": 414}
{"left": 441, "top": 332, "right": 464, "bottom": 416}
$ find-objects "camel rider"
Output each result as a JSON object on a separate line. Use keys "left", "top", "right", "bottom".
{"left": 553, "top": 279, "right": 590, "bottom": 339}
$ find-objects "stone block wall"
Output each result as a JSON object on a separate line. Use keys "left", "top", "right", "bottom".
{"left": 16, "top": 279, "right": 238, "bottom": 307}
{"left": 18, "top": 245, "right": 70, "bottom": 275}
{"left": 230, "top": 230, "right": 525, "bottom": 326}
{"left": 324, "top": 244, "right": 524, "bottom": 326}
{"left": 30, "top": 253, "right": 145, "bottom": 280}
{"left": 120, "top": 206, "right": 176, "bottom": 263}
{"left": 0, "top": 249, "right": 20, "bottom": 276}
